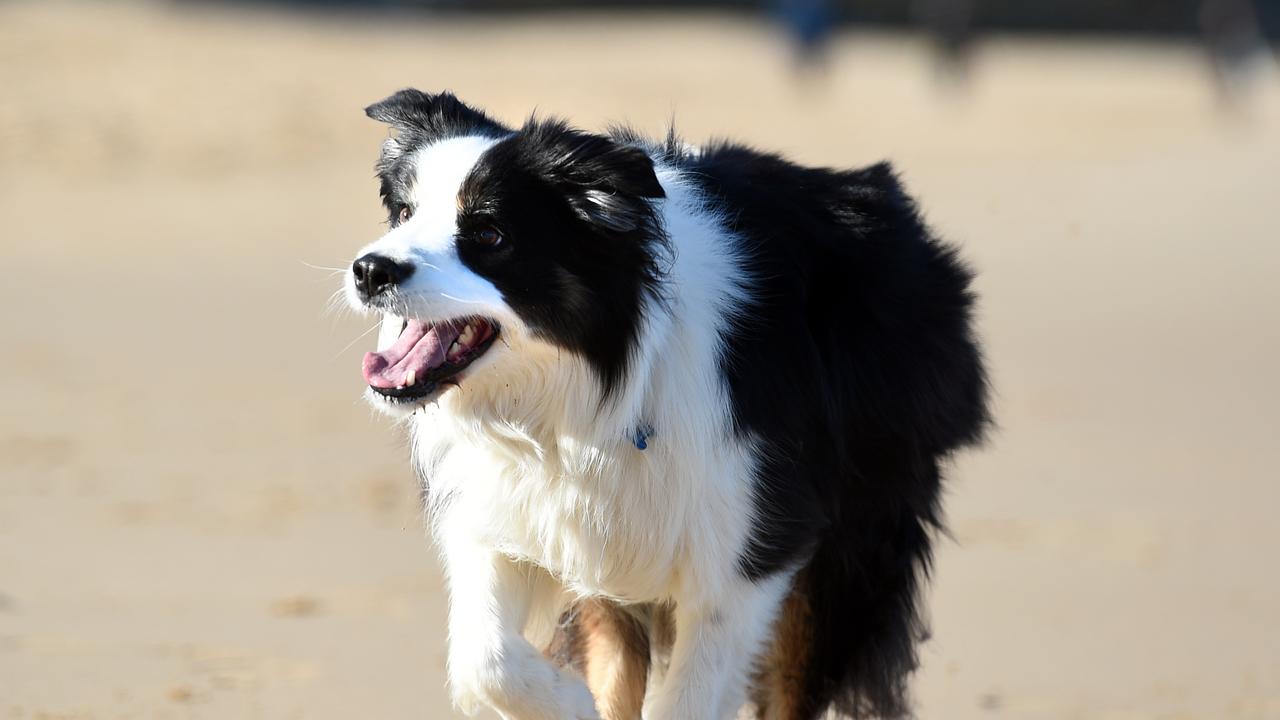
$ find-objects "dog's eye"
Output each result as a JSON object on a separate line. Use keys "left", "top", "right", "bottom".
{"left": 397, "top": 206, "right": 413, "bottom": 225}
{"left": 475, "top": 228, "right": 503, "bottom": 247}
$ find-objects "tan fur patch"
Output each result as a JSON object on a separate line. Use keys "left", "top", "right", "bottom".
{"left": 751, "top": 579, "right": 814, "bottom": 720}
{"left": 546, "top": 599, "right": 651, "bottom": 720}
{"left": 580, "top": 599, "right": 650, "bottom": 720}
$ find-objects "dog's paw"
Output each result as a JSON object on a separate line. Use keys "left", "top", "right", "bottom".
{"left": 449, "top": 684, "right": 484, "bottom": 717}
{"left": 448, "top": 640, "right": 600, "bottom": 720}
{"left": 449, "top": 679, "right": 599, "bottom": 720}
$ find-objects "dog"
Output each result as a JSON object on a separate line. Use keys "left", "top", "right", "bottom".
{"left": 343, "top": 89, "right": 989, "bottom": 720}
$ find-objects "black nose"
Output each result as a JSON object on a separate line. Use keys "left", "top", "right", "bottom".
{"left": 352, "top": 254, "right": 414, "bottom": 298}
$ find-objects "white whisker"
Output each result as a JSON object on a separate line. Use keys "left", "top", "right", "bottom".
{"left": 334, "top": 321, "right": 384, "bottom": 358}
{"left": 322, "top": 287, "right": 354, "bottom": 320}
{"left": 301, "top": 260, "right": 350, "bottom": 275}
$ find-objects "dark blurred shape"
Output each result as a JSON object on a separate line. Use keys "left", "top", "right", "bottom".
{"left": 179, "top": 0, "right": 1280, "bottom": 100}
{"left": 1199, "top": 0, "right": 1272, "bottom": 104}
{"left": 911, "top": 0, "right": 974, "bottom": 82}
{"left": 179, "top": 0, "right": 1280, "bottom": 39}
{"left": 775, "top": 0, "right": 834, "bottom": 70}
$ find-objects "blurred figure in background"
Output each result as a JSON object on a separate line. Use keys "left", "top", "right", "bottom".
{"left": 913, "top": 0, "right": 975, "bottom": 82}
{"left": 1199, "top": 0, "right": 1276, "bottom": 105}
{"left": 775, "top": 0, "right": 835, "bottom": 72}
{"left": 776, "top": 0, "right": 977, "bottom": 84}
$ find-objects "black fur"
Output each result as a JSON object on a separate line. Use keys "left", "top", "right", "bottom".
{"left": 456, "top": 119, "right": 668, "bottom": 398}
{"left": 680, "top": 145, "right": 989, "bottom": 718}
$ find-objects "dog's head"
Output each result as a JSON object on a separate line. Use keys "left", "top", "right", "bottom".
{"left": 346, "top": 90, "right": 667, "bottom": 416}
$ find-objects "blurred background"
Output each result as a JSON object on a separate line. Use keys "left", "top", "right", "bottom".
{"left": 2, "top": 0, "right": 1279, "bottom": 718}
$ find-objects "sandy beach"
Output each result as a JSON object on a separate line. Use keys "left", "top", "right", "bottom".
{"left": 2, "top": 2, "right": 1279, "bottom": 717}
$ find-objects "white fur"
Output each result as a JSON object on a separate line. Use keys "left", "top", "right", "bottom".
{"left": 348, "top": 136, "right": 785, "bottom": 719}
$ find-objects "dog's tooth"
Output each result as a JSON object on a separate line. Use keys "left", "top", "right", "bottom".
{"left": 459, "top": 325, "right": 476, "bottom": 346}
{"left": 405, "top": 369, "right": 416, "bottom": 386}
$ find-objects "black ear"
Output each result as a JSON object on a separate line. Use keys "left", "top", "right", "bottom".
{"left": 364, "top": 88, "right": 508, "bottom": 138}
{"left": 521, "top": 121, "right": 665, "bottom": 233}
{"left": 364, "top": 88, "right": 431, "bottom": 124}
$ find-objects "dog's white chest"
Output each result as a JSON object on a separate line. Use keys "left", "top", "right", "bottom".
{"left": 416, "top": 425, "right": 693, "bottom": 601}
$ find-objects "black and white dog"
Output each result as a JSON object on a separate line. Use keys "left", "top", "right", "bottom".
{"left": 344, "top": 89, "right": 989, "bottom": 720}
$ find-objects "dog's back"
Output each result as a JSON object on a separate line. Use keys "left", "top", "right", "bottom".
{"left": 558, "top": 137, "right": 990, "bottom": 719}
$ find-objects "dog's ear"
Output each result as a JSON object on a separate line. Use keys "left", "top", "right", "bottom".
{"left": 521, "top": 121, "right": 665, "bottom": 233}
{"left": 365, "top": 89, "right": 508, "bottom": 138}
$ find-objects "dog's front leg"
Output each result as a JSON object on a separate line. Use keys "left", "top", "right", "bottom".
{"left": 442, "top": 538, "right": 600, "bottom": 720}
{"left": 644, "top": 574, "right": 792, "bottom": 720}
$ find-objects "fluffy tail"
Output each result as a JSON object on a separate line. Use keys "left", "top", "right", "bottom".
{"left": 804, "top": 479, "right": 939, "bottom": 719}
{"left": 755, "top": 452, "right": 944, "bottom": 720}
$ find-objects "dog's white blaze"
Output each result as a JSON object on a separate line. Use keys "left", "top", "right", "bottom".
{"left": 408, "top": 134, "right": 497, "bottom": 253}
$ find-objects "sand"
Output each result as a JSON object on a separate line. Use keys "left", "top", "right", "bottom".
{"left": 2, "top": 1, "right": 1279, "bottom": 717}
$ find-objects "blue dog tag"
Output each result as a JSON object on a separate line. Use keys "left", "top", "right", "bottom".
{"left": 631, "top": 422, "right": 655, "bottom": 451}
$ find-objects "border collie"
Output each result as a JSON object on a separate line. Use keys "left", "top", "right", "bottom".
{"left": 344, "top": 89, "right": 989, "bottom": 720}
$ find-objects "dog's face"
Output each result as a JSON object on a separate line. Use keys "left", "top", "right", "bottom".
{"left": 346, "top": 90, "right": 666, "bottom": 416}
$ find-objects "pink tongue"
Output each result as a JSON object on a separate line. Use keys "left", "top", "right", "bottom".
{"left": 362, "top": 320, "right": 462, "bottom": 389}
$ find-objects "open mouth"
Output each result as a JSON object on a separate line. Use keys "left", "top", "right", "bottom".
{"left": 362, "top": 317, "right": 499, "bottom": 401}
